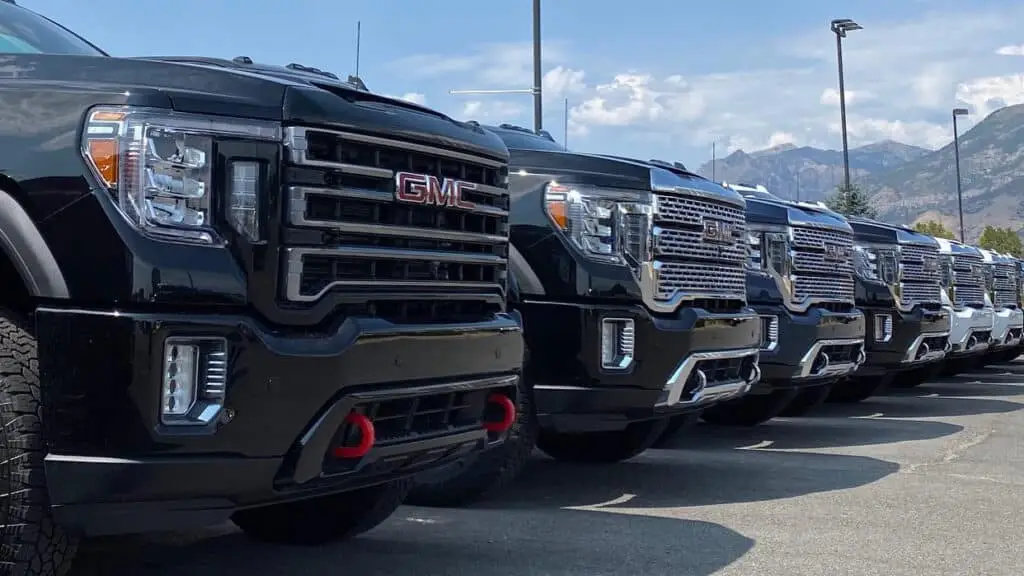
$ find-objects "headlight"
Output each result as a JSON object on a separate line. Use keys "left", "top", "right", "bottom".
{"left": 939, "top": 254, "right": 955, "bottom": 288}
{"left": 81, "top": 105, "right": 280, "bottom": 245}
{"left": 852, "top": 245, "right": 901, "bottom": 285}
{"left": 746, "top": 228, "right": 793, "bottom": 278}
{"left": 544, "top": 182, "right": 653, "bottom": 266}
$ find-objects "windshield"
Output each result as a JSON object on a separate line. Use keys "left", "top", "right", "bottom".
{"left": 0, "top": 3, "right": 105, "bottom": 56}
{"left": 492, "top": 129, "right": 567, "bottom": 152}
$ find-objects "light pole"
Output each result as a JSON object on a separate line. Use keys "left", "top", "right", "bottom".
{"left": 830, "top": 18, "right": 862, "bottom": 201}
{"left": 953, "top": 107, "right": 969, "bottom": 242}
{"left": 450, "top": 0, "right": 543, "bottom": 132}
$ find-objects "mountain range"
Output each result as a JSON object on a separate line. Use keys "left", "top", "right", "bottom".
{"left": 695, "top": 103, "right": 1024, "bottom": 242}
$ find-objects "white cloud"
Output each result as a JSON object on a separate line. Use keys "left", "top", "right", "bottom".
{"left": 996, "top": 44, "right": 1024, "bottom": 56}
{"left": 819, "top": 88, "right": 873, "bottom": 106}
{"left": 543, "top": 66, "right": 586, "bottom": 100}
{"left": 385, "top": 3, "right": 1024, "bottom": 162}
{"left": 829, "top": 116, "right": 950, "bottom": 149}
{"left": 956, "top": 74, "right": 1024, "bottom": 118}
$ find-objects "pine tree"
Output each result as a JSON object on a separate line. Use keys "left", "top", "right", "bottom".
{"left": 824, "top": 183, "right": 877, "bottom": 219}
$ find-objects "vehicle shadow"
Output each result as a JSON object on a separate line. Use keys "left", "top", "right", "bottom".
{"left": 471, "top": 446, "right": 897, "bottom": 512}
{"left": 671, "top": 413, "right": 964, "bottom": 451}
{"left": 811, "top": 388, "right": 1023, "bottom": 419}
{"left": 72, "top": 505, "right": 755, "bottom": 576}
{"left": 886, "top": 378, "right": 1024, "bottom": 398}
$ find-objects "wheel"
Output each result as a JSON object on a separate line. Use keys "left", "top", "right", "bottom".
{"left": 779, "top": 383, "right": 834, "bottom": 417}
{"left": 405, "top": 379, "right": 538, "bottom": 507}
{"left": 651, "top": 411, "right": 702, "bottom": 448}
{"left": 232, "top": 478, "right": 411, "bottom": 545}
{"left": 536, "top": 418, "right": 669, "bottom": 463}
{"left": 0, "top": 312, "right": 78, "bottom": 576}
{"left": 700, "top": 390, "right": 799, "bottom": 426}
{"left": 827, "top": 375, "right": 892, "bottom": 403}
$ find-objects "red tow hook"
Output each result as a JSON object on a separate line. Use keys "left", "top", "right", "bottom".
{"left": 333, "top": 412, "right": 376, "bottom": 459}
{"left": 482, "top": 393, "right": 517, "bottom": 433}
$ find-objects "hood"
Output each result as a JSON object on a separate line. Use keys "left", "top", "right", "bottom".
{"left": 505, "top": 150, "right": 742, "bottom": 204}
{"left": 934, "top": 237, "right": 982, "bottom": 258}
{"left": 0, "top": 53, "right": 507, "bottom": 161}
{"left": 847, "top": 216, "right": 938, "bottom": 247}
{"left": 743, "top": 195, "right": 851, "bottom": 231}
{"left": 137, "top": 56, "right": 508, "bottom": 161}
{"left": 595, "top": 155, "right": 744, "bottom": 205}
{"left": 979, "top": 247, "right": 1016, "bottom": 265}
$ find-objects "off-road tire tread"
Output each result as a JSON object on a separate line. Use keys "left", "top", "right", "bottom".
{"left": 0, "top": 312, "right": 78, "bottom": 576}
{"left": 232, "top": 478, "right": 412, "bottom": 545}
{"left": 406, "top": 380, "right": 538, "bottom": 507}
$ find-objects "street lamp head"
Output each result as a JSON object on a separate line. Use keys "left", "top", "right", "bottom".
{"left": 830, "top": 18, "right": 863, "bottom": 37}
{"left": 953, "top": 108, "right": 969, "bottom": 116}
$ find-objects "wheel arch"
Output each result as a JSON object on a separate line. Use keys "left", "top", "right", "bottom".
{"left": 0, "top": 180, "right": 70, "bottom": 302}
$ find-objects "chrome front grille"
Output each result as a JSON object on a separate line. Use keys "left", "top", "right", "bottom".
{"left": 952, "top": 252, "right": 986, "bottom": 307}
{"left": 791, "top": 226, "right": 855, "bottom": 304}
{"left": 281, "top": 126, "right": 509, "bottom": 312}
{"left": 899, "top": 243, "right": 942, "bottom": 307}
{"left": 651, "top": 193, "right": 747, "bottom": 303}
{"left": 992, "top": 262, "right": 1018, "bottom": 308}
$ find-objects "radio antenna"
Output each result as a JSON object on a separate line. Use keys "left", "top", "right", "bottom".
{"left": 355, "top": 21, "right": 362, "bottom": 78}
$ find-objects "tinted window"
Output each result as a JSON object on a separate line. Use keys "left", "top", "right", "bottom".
{"left": 491, "top": 129, "right": 566, "bottom": 152}
{"left": 0, "top": 3, "right": 104, "bottom": 56}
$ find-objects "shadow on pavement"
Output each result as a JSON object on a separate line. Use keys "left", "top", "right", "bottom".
{"left": 72, "top": 504, "right": 755, "bottom": 576}
{"left": 471, "top": 447, "right": 897, "bottom": 512}
{"left": 673, "top": 414, "right": 964, "bottom": 451}
{"left": 887, "top": 378, "right": 1024, "bottom": 398}
{"left": 811, "top": 389, "right": 1022, "bottom": 419}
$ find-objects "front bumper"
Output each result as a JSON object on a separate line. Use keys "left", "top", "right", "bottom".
{"left": 521, "top": 300, "right": 761, "bottom": 434}
{"left": 854, "top": 306, "right": 951, "bottom": 375}
{"left": 990, "top": 308, "right": 1024, "bottom": 349}
{"left": 946, "top": 304, "right": 994, "bottom": 356}
{"left": 754, "top": 304, "right": 865, "bottom": 388}
{"left": 36, "top": 306, "right": 523, "bottom": 536}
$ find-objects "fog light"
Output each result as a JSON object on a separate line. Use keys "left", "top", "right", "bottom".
{"left": 874, "top": 314, "right": 893, "bottom": 343}
{"left": 760, "top": 315, "right": 779, "bottom": 351}
{"left": 601, "top": 318, "right": 635, "bottom": 370}
{"left": 161, "top": 337, "right": 228, "bottom": 426}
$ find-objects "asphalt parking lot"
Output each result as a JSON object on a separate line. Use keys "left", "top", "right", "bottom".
{"left": 73, "top": 360, "right": 1024, "bottom": 575}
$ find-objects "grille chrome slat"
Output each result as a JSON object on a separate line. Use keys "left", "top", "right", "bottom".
{"left": 649, "top": 193, "right": 747, "bottom": 305}
{"left": 992, "top": 261, "right": 1018, "bottom": 308}
{"left": 791, "top": 225, "right": 855, "bottom": 304}
{"left": 952, "top": 252, "right": 986, "bottom": 307}
{"left": 898, "top": 243, "right": 942, "bottom": 307}
{"left": 281, "top": 127, "right": 509, "bottom": 305}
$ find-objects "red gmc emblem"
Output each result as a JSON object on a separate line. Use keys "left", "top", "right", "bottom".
{"left": 394, "top": 172, "right": 477, "bottom": 210}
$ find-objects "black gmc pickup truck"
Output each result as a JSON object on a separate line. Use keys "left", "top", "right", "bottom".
{"left": 829, "top": 217, "right": 949, "bottom": 401}
{"left": 0, "top": 3, "right": 523, "bottom": 573}
{"left": 699, "top": 184, "right": 865, "bottom": 423}
{"left": 409, "top": 126, "right": 761, "bottom": 506}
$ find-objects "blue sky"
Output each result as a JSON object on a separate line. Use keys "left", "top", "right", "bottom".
{"left": 23, "top": 0, "right": 1024, "bottom": 168}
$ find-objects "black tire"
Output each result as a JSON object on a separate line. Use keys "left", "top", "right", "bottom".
{"left": 779, "top": 383, "right": 834, "bottom": 417}
{"left": 232, "top": 478, "right": 411, "bottom": 545}
{"left": 701, "top": 390, "right": 799, "bottom": 426}
{"left": 651, "top": 411, "right": 702, "bottom": 448}
{"left": 0, "top": 312, "right": 78, "bottom": 576}
{"left": 536, "top": 418, "right": 669, "bottom": 463}
{"left": 827, "top": 375, "right": 892, "bottom": 403}
{"left": 405, "top": 380, "right": 538, "bottom": 507}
